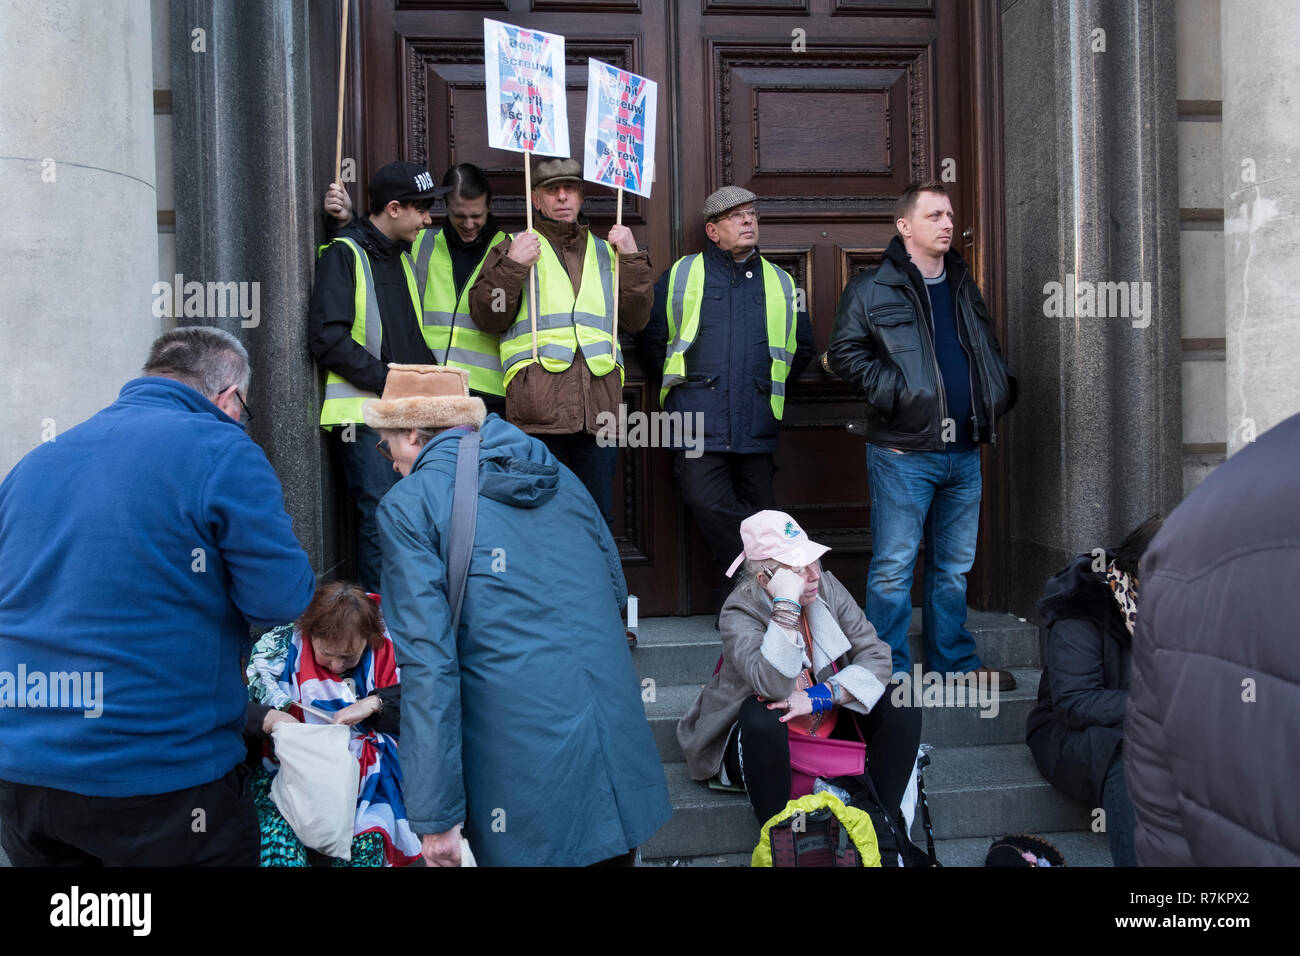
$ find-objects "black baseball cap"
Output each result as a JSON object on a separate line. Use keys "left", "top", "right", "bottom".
{"left": 368, "top": 161, "right": 453, "bottom": 208}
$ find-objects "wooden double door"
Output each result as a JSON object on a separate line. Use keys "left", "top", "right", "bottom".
{"left": 351, "top": 0, "right": 1007, "bottom": 616}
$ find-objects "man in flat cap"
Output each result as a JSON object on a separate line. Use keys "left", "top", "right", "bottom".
{"left": 310, "top": 160, "right": 451, "bottom": 591}
{"left": 468, "top": 156, "right": 654, "bottom": 526}
{"left": 638, "top": 186, "right": 813, "bottom": 615}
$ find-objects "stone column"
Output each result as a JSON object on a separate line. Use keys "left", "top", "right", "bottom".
{"left": 0, "top": 0, "right": 158, "bottom": 478}
{"left": 171, "top": 0, "right": 342, "bottom": 574}
{"left": 1002, "top": 0, "right": 1183, "bottom": 615}
{"left": 1221, "top": 1, "right": 1300, "bottom": 453}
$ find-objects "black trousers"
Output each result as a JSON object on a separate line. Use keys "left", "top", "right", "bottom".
{"left": 540, "top": 432, "right": 619, "bottom": 528}
{"left": 724, "top": 689, "right": 923, "bottom": 826}
{"left": 0, "top": 764, "right": 259, "bottom": 866}
{"left": 676, "top": 452, "right": 777, "bottom": 612}
{"left": 335, "top": 422, "right": 399, "bottom": 593}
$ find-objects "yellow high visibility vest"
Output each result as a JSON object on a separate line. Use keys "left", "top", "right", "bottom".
{"left": 498, "top": 233, "right": 621, "bottom": 389}
{"left": 316, "top": 237, "right": 422, "bottom": 428}
{"left": 660, "top": 253, "right": 797, "bottom": 418}
{"left": 411, "top": 227, "right": 509, "bottom": 397}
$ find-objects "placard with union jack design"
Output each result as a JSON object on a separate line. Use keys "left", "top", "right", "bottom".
{"left": 483, "top": 19, "right": 569, "bottom": 156}
{"left": 583, "top": 59, "right": 657, "bottom": 198}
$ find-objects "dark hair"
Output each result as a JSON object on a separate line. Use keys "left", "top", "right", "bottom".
{"left": 442, "top": 163, "right": 492, "bottom": 203}
{"left": 297, "top": 581, "right": 385, "bottom": 651}
{"left": 1112, "top": 514, "right": 1164, "bottom": 578}
{"left": 142, "top": 326, "right": 249, "bottom": 400}
{"left": 894, "top": 180, "right": 948, "bottom": 224}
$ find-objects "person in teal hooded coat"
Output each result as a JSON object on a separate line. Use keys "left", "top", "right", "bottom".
{"left": 366, "top": 364, "right": 671, "bottom": 866}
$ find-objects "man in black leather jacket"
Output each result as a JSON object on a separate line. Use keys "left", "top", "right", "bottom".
{"left": 827, "top": 181, "right": 1017, "bottom": 691}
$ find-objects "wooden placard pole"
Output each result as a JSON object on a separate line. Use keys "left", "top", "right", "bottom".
{"left": 611, "top": 187, "right": 622, "bottom": 353}
{"left": 525, "top": 157, "right": 538, "bottom": 361}
{"left": 333, "top": 0, "right": 349, "bottom": 187}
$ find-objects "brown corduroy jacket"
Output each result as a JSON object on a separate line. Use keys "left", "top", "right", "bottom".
{"left": 467, "top": 215, "right": 653, "bottom": 435}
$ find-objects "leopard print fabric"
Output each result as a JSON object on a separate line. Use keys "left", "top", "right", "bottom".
{"left": 1105, "top": 560, "right": 1138, "bottom": 636}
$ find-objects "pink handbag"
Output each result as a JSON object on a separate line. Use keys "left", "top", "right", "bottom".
{"left": 787, "top": 643, "right": 866, "bottom": 797}
{"left": 789, "top": 730, "right": 866, "bottom": 797}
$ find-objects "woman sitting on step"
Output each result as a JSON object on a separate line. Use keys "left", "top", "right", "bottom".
{"left": 1025, "top": 514, "right": 1163, "bottom": 868}
{"left": 244, "top": 581, "right": 421, "bottom": 867}
{"left": 677, "top": 510, "right": 922, "bottom": 827}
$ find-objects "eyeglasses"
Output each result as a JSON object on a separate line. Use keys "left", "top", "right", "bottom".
{"left": 714, "top": 206, "right": 758, "bottom": 224}
{"left": 224, "top": 385, "right": 253, "bottom": 421}
{"left": 375, "top": 439, "right": 394, "bottom": 462}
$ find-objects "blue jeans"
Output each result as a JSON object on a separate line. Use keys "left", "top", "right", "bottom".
{"left": 865, "top": 444, "right": 983, "bottom": 676}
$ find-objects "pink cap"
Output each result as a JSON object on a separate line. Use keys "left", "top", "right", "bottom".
{"left": 725, "top": 510, "right": 831, "bottom": 578}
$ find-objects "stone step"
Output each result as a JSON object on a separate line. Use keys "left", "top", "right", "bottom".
{"left": 639, "top": 829, "right": 1112, "bottom": 867}
{"left": 644, "top": 667, "right": 1043, "bottom": 764}
{"left": 922, "top": 742, "right": 1095, "bottom": 840}
{"left": 641, "top": 743, "right": 1093, "bottom": 859}
{"left": 631, "top": 609, "right": 1040, "bottom": 688}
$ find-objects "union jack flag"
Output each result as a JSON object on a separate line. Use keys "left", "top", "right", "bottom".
{"left": 592, "top": 66, "right": 648, "bottom": 192}
{"left": 495, "top": 25, "right": 558, "bottom": 154}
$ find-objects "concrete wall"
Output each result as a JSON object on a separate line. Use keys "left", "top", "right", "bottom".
{"left": 0, "top": 0, "right": 160, "bottom": 478}
{"left": 1176, "top": 0, "right": 1226, "bottom": 493}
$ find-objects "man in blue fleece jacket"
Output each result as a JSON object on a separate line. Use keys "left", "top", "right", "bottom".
{"left": 0, "top": 327, "right": 315, "bottom": 866}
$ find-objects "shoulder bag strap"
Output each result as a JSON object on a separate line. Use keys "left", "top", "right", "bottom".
{"left": 446, "top": 427, "right": 481, "bottom": 634}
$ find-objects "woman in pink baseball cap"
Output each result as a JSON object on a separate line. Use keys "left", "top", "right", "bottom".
{"left": 678, "top": 510, "right": 922, "bottom": 830}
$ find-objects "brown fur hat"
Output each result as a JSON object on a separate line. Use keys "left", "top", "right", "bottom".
{"left": 362, "top": 364, "right": 487, "bottom": 431}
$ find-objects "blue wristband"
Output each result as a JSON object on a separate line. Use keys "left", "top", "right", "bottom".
{"left": 807, "top": 683, "right": 833, "bottom": 714}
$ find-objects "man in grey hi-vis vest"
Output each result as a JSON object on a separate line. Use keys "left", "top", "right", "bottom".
{"left": 638, "top": 186, "right": 814, "bottom": 615}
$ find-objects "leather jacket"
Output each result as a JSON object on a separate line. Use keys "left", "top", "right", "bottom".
{"left": 827, "top": 236, "right": 1017, "bottom": 451}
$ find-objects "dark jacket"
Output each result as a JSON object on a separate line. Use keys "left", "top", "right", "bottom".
{"left": 826, "top": 236, "right": 1017, "bottom": 450}
{"left": 1126, "top": 411, "right": 1300, "bottom": 866}
{"left": 1025, "top": 553, "right": 1130, "bottom": 807}
{"left": 309, "top": 217, "right": 435, "bottom": 396}
{"left": 637, "top": 241, "right": 814, "bottom": 454}
{"left": 443, "top": 214, "right": 505, "bottom": 296}
{"left": 375, "top": 415, "right": 671, "bottom": 864}
{"left": 467, "top": 215, "right": 653, "bottom": 435}
{"left": 0, "top": 378, "right": 316, "bottom": 796}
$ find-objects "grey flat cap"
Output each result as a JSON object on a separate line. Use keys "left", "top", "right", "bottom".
{"left": 704, "top": 185, "right": 757, "bottom": 219}
{"left": 530, "top": 155, "right": 583, "bottom": 189}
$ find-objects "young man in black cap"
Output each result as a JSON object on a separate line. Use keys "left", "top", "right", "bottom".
{"left": 309, "top": 160, "right": 451, "bottom": 592}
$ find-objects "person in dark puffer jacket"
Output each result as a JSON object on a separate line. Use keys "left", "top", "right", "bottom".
{"left": 1127, "top": 411, "right": 1300, "bottom": 866}
{"left": 1026, "top": 515, "right": 1163, "bottom": 867}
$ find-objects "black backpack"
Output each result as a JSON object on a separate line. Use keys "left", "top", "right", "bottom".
{"left": 825, "top": 773, "right": 935, "bottom": 868}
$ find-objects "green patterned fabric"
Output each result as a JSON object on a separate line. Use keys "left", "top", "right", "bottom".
{"left": 250, "top": 766, "right": 385, "bottom": 867}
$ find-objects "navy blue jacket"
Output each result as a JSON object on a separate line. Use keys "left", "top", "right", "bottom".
{"left": 0, "top": 378, "right": 316, "bottom": 796}
{"left": 638, "top": 240, "right": 814, "bottom": 454}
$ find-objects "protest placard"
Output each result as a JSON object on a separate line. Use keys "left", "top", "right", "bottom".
{"left": 583, "top": 59, "right": 657, "bottom": 198}
{"left": 483, "top": 19, "right": 569, "bottom": 156}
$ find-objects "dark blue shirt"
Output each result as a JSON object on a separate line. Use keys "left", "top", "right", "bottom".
{"left": 926, "top": 271, "right": 977, "bottom": 452}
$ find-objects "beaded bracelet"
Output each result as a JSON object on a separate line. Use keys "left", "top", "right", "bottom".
{"left": 806, "top": 683, "right": 834, "bottom": 714}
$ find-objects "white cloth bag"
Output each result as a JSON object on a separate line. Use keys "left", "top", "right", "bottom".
{"left": 269, "top": 722, "right": 360, "bottom": 860}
